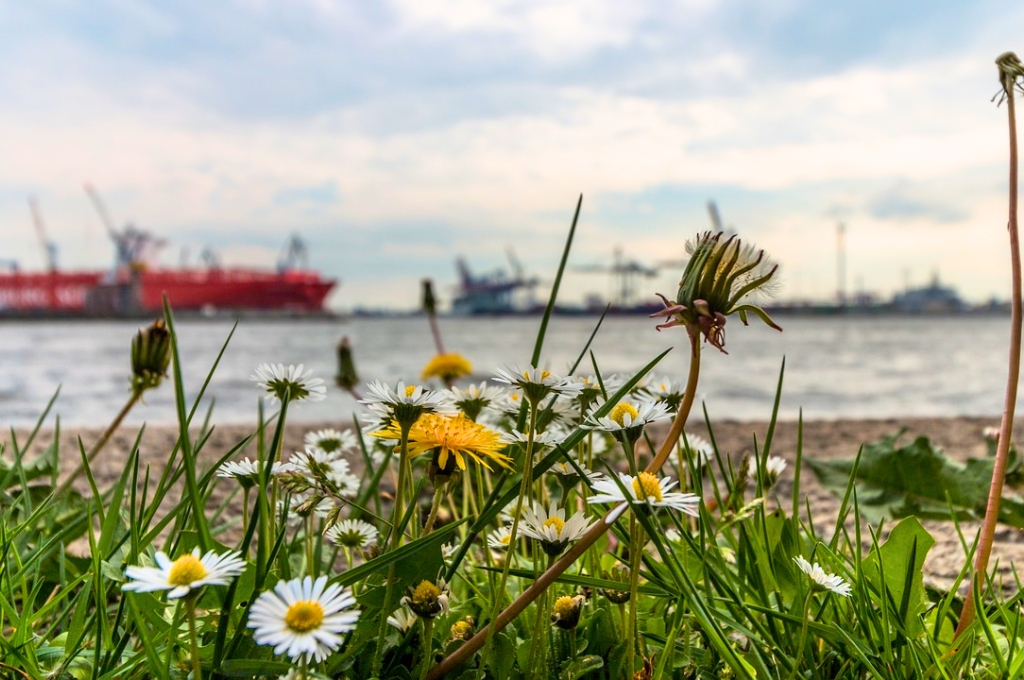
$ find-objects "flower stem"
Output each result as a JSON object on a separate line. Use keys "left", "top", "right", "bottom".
{"left": 185, "top": 595, "right": 203, "bottom": 680}
{"left": 956, "top": 54, "right": 1023, "bottom": 640}
{"left": 427, "top": 334, "right": 703, "bottom": 679}
{"left": 418, "top": 617, "right": 435, "bottom": 680}
{"left": 374, "top": 425, "right": 413, "bottom": 676}
{"left": 482, "top": 404, "right": 539, "bottom": 666}
{"left": 790, "top": 592, "right": 813, "bottom": 680}
{"left": 627, "top": 515, "right": 643, "bottom": 677}
{"left": 423, "top": 486, "right": 446, "bottom": 535}
{"left": 56, "top": 391, "right": 141, "bottom": 496}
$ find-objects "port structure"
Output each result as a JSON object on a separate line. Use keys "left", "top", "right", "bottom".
{"left": 573, "top": 247, "right": 662, "bottom": 309}
{"left": 451, "top": 248, "right": 539, "bottom": 315}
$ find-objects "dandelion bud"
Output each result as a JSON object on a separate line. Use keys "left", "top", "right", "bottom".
{"left": 551, "top": 594, "right": 585, "bottom": 630}
{"left": 601, "top": 565, "right": 631, "bottom": 604}
{"left": 335, "top": 337, "right": 359, "bottom": 391}
{"left": 130, "top": 318, "right": 171, "bottom": 395}
{"left": 421, "top": 278, "right": 438, "bottom": 316}
{"left": 651, "top": 231, "right": 781, "bottom": 353}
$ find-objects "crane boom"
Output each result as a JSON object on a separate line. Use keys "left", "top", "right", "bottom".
{"left": 84, "top": 183, "right": 118, "bottom": 237}
{"left": 28, "top": 197, "right": 58, "bottom": 271}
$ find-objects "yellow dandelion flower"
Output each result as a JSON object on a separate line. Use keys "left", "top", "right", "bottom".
{"left": 422, "top": 353, "right": 473, "bottom": 381}
{"left": 372, "top": 413, "right": 512, "bottom": 471}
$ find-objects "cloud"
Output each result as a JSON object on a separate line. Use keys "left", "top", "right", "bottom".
{"left": 867, "top": 183, "right": 968, "bottom": 223}
{"left": 2, "top": 0, "right": 1023, "bottom": 309}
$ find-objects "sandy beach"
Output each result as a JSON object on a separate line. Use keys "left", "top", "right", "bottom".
{"left": 5, "top": 414, "right": 1019, "bottom": 591}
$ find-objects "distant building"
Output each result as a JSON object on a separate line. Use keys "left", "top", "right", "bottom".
{"left": 892, "top": 274, "right": 964, "bottom": 313}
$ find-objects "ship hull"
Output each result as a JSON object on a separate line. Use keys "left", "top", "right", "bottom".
{"left": 0, "top": 269, "right": 335, "bottom": 315}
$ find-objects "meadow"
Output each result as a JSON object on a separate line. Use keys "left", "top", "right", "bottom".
{"left": 1, "top": 52, "right": 1024, "bottom": 680}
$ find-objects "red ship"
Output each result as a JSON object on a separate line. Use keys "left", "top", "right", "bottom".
{"left": 0, "top": 189, "right": 336, "bottom": 316}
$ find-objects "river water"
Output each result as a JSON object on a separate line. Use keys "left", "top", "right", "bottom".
{"left": 0, "top": 314, "right": 1013, "bottom": 427}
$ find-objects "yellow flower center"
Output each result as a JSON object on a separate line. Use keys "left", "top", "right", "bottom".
{"left": 168, "top": 554, "right": 208, "bottom": 586}
{"left": 523, "top": 370, "right": 551, "bottom": 380}
{"left": 610, "top": 402, "right": 639, "bottom": 427}
{"left": 451, "top": 620, "right": 474, "bottom": 639}
{"left": 542, "top": 516, "right": 565, "bottom": 534}
{"left": 632, "top": 472, "right": 663, "bottom": 502}
{"left": 405, "top": 385, "right": 418, "bottom": 397}
{"left": 552, "top": 595, "right": 576, "bottom": 618}
{"left": 500, "top": 534, "right": 512, "bottom": 546}
{"left": 284, "top": 600, "right": 325, "bottom": 633}
{"left": 412, "top": 580, "right": 442, "bottom": 607}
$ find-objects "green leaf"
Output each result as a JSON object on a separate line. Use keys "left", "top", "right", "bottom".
{"left": 488, "top": 632, "right": 516, "bottom": 680}
{"left": 560, "top": 655, "right": 604, "bottom": 679}
{"left": 862, "top": 516, "right": 935, "bottom": 637}
{"left": 807, "top": 431, "right": 1024, "bottom": 527}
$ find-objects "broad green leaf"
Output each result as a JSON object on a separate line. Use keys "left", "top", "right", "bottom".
{"left": 862, "top": 516, "right": 935, "bottom": 637}
{"left": 807, "top": 431, "right": 1024, "bottom": 527}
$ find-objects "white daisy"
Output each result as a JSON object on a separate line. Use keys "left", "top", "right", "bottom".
{"left": 765, "top": 456, "right": 788, "bottom": 482}
{"left": 387, "top": 606, "right": 417, "bottom": 632}
{"left": 573, "top": 373, "right": 625, "bottom": 408}
{"left": 441, "top": 541, "right": 460, "bottom": 561}
{"left": 519, "top": 502, "right": 595, "bottom": 556}
{"left": 493, "top": 364, "right": 583, "bottom": 403}
{"left": 588, "top": 472, "right": 701, "bottom": 517}
{"left": 496, "top": 390, "right": 529, "bottom": 416}
{"left": 360, "top": 380, "right": 456, "bottom": 428}
{"left": 304, "top": 428, "right": 357, "bottom": 455}
{"left": 290, "top": 448, "right": 360, "bottom": 497}
{"left": 122, "top": 548, "right": 245, "bottom": 599}
{"left": 641, "top": 376, "right": 689, "bottom": 410}
{"left": 248, "top": 575, "right": 360, "bottom": 662}
{"left": 680, "top": 434, "right": 714, "bottom": 467}
{"left": 279, "top": 492, "right": 335, "bottom": 519}
{"left": 500, "top": 428, "right": 564, "bottom": 448}
{"left": 448, "top": 382, "right": 507, "bottom": 420}
{"left": 548, "top": 452, "right": 602, "bottom": 485}
{"left": 793, "top": 556, "right": 852, "bottom": 597}
{"left": 487, "top": 526, "right": 515, "bottom": 550}
{"left": 325, "top": 519, "right": 378, "bottom": 549}
{"left": 584, "top": 399, "right": 672, "bottom": 434}
{"left": 251, "top": 363, "right": 327, "bottom": 404}
{"left": 218, "top": 458, "right": 294, "bottom": 484}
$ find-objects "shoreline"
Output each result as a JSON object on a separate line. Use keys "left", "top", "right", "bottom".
{"left": 4, "top": 414, "right": 1017, "bottom": 591}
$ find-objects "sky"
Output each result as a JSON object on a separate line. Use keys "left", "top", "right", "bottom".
{"left": 1, "top": 0, "right": 1023, "bottom": 310}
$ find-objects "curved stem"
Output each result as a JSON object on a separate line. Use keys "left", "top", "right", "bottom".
{"left": 956, "top": 62, "right": 1022, "bottom": 640}
{"left": 56, "top": 391, "right": 141, "bottom": 496}
{"left": 427, "top": 334, "right": 702, "bottom": 679}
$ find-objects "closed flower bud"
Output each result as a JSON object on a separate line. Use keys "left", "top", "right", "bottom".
{"left": 651, "top": 231, "right": 782, "bottom": 353}
{"left": 335, "top": 337, "right": 359, "bottom": 391}
{"left": 130, "top": 318, "right": 171, "bottom": 395}
{"left": 422, "top": 278, "right": 438, "bottom": 316}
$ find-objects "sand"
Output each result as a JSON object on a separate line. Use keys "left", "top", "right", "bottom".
{"left": 4, "top": 415, "right": 1019, "bottom": 592}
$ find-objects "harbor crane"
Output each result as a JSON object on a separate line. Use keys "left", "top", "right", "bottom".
{"left": 84, "top": 184, "right": 166, "bottom": 270}
{"left": 28, "top": 198, "right": 58, "bottom": 272}
{"left": 574, "top": 247, "right": 660, "bottom": 308}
